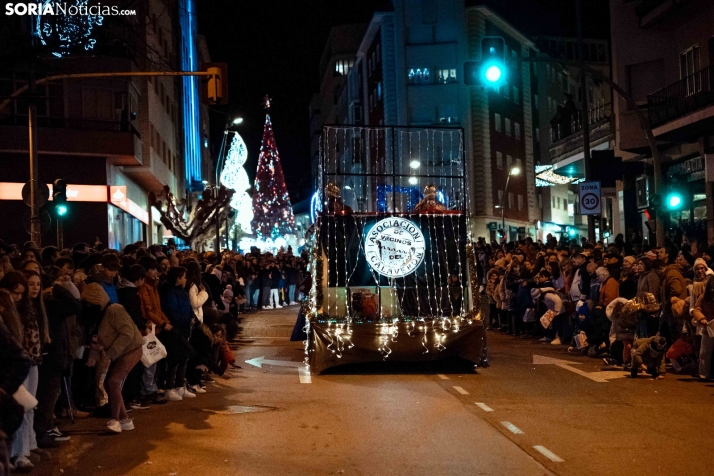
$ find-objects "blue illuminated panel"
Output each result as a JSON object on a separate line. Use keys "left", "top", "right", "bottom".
{"left": 179, "top": 0, "right": 203, "bottom": 191}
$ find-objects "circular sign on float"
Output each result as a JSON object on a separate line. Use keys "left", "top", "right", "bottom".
{"left": 365, "top": 218, "right": 425, "bottom": 278}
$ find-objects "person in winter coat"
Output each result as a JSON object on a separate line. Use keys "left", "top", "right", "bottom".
{"left": 185, "top": 261, "right": 209, "bottom": 323}
{"left": 34, "top": 278, "right": 81, "bottom": 448}
{"left": 90, "top": 254, "right": 121, "bottom": 304}
{"left": 630, "top": 336, "right": 667, "bottom": 379}
{"left": 659, "top": 259, "right": 688, "bottom": 347}
{"left": 117, "top": 265, "right": 148, "bottom": 334}
{"left": 533, "top": 270, "right": 567, "bottom": 344}
{"left": 0, "top": 289, "right": 31, "bottom": 476}
{"left": 692, "top": 276, "right": 714, "bottom": 379}
{"left": 619, "top": 256, "right": 638, "bottom": 300}
{"left": 503, "top": 258, "right": 528, "bottom": 335}
{"left": 82, "top": 283, "right": 143, "bottom": 433}
{"left": 159, "top": 267, "right": 196, "bottom": 402}
{"left": 259, "top": 264, "right": 273, "bottom": 309}
{"left": 485, "top": 269, "right": 501, "bottom": 329}
{"left": 136, "top": 259, "right": 169, "bottom": 404}
{"left": 0, "top": 271, "right": 49, "bottom": 472}
{"left": 569, "top": 253, "right": 591, "bottom": 303}
{"left": 597, "top": 267, "right": 619, "bottom": 308}
{"left": 270, "top": 264, "right": 282, "bottom": 309}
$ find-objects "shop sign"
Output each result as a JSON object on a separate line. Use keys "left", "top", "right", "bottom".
{"left": 0, "top": 182, "right": 107, "bottom": 202}
{"left": 365, "top": 218, "right": 425, "bottom": 278}
{"left": 486, "top": 221, "right": 498, "bottom": 230}
{"left": 110, "top": 186, "right": 149, "bottom": 224}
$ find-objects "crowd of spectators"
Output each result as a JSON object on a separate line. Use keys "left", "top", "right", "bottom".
{"left": 0, "top": 238, "right": 309, "bottom": 474}
{"left": 479, "top": 233, "right": 714, "bottom": 381}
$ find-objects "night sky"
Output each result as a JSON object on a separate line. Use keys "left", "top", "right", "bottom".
{"left": 196, "top": 0, "right": 609, "bottom": 204}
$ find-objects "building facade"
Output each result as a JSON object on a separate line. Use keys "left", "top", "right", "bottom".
{"left": 611, "top": 0, "right": 714, "bottom": 244}
{"left": 0, "top": 0, "right": 211, "bottom": 249}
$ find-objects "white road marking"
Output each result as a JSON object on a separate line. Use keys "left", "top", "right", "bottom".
{"left": 437, "top": 374, "right": 449, "bottom": 380}
{"left": 533, "top": 354, "right": 627, "bottom": 383}
{"left": 475, "top": 402, "right": 494, "bottom": 412}
{"left": 298, "top": 366, "right": 312, "bottom": 384}
{"left": 533, "top": 445, "right": 564, "bottom": 462}
{"left": 500, "top": 421, "right": 524, "bottom": 435}
{"left": 245, "top": 356, "right": 311, "bottom": 383}
{"left": 453, "top": 386, "right": 469, "bottom": 395}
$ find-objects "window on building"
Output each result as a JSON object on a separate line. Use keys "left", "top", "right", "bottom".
{"left": 680, "top": 45, "right": 701, "bottom": 95}
{"left": 538, "top": 194, "right": 542, "bottom": 209}
{"left": 494, "top": 113, "right": 502, "bottom": 132}
{"left": 377, "top": 82, "right": 382, "bottom": 100}
{"left": 513, "top": 86, "right": 519, "bottom": 104}
{"left": 557, "top": 197, "right": 561, "bottom": 208}
{"left": 534, "top": 94, "right": 539, "bottom": 109}
{"left": 150, "top": 124, "right": 155, "bottom": 148}
{"left": 408, "top": 68, "right": 431, "bottom": 84}
{"left": 437, "top": 68, "right": 457, "bottom": 83}
{"left": 518, "top": 194, "right": 524, "bottom": 211}
{"left": 535, "top": 127, "right": 540, "bottom": 140}
{"left": 563, "top": 198, "right": 568, "bottom": 210}
{"left": 552, "top": 196, "right": 555, "bottom": 208}
{"left": 511, "top": 49, "right": 518, "bottom": 58}
{"left": 514, "top": 122, "right": 521, "bottom": 140}
{"left": 516, "top": 158, "right": 522, "bottom": 171}
{"left": 496, "top": 151, "right": 503, "bottom": 169}
{"left": 505, "top": 118, "right": 511, "bottom": 136}
{"left": 508, "top": 192, "right": 514, "bottom": 210}
{"left": 498, "top": 190, "right": 504, "bottom": 205}
{"left": 506, "top": 154, "right": 513, "bottom": 170}
{"left": 154, "top": 79, "right": 159, "bottom": 95}
{"left": 503, "top": 83, "right": 510, "bottom": 98}
{"left": 376, "top": 45, "right": 380, "bottom": 64}
{"left": 335, "top": 59, "right": 354, "bottom": 76}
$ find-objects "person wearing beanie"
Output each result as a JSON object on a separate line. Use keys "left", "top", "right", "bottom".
{"left": 702, "top": 246, "right": 714, "bottom": 268}
{"left": 660, "top": 254, "right": 688, "bottom": 347}
{"left": 82, "top": 283, "right": 143, "bottom": 433}
{"left": 222, "top": 284, "right": 234, "bottom": 311}
{"left": 630, "top": 336, "right": 667, "bottom": 378}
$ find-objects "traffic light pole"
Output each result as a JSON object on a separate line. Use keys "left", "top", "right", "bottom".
{"left": 0, "top": 70, "right": 221, "bottom": 246}
{"left": 28, "top": 68, "right": 42, "bottom": 247}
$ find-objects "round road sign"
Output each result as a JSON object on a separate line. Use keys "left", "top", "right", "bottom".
{"left": 581, "top": 193, "right": 600, "bottom": 212}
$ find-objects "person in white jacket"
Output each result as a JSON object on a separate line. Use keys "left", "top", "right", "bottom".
{"left": 185, "top": 261, "right": 209, "bottom": 323}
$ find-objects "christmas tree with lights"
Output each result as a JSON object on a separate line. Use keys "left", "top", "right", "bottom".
{"left": 251, "top": 95, "right": 296, "bottom": 238}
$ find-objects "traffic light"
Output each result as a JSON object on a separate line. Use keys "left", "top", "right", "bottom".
{"left": 665, "top": 191, "right": 684, "bottom": 211}
{"left": 463, "top": 37, "right": 507, "bottom": 86}
{"left": 53, "top": 179, "right": 68, "bottom": 218}
{"left": 204, "top": 63, "right": 228, "bottom": 104}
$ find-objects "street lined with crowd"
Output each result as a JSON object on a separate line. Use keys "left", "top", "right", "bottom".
{"left": 479, "top": 232, "right": 714, "bottom": 381}
{"left": 0, "top": 239, "right": 309, "bottom": 474}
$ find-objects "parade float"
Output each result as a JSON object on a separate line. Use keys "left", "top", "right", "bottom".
{"left": 301, "top": 125, "right": 488, "bottom": 373}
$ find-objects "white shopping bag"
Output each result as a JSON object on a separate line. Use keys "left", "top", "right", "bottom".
{"left": 141, "top": 324, "right": 167, "bottom": 367}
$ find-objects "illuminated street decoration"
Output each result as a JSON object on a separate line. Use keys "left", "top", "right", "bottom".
{"left": 179, "top": 0, "right": 203, "bottom": 190}
{"left": 251, "top": 96, "right": 296, "bottom": 238}
{"left": 35, "top": 0, "right": 103, "bottom": 58}
{"left": 220, "top": 132, "right": 253, "bottom": 232}
{"left": 310, "top": 191, "right": 322, "bottom": 223}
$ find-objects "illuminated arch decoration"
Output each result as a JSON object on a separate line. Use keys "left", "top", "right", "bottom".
{"left": 35, "top": 0, "right": 104, "bottom": 58}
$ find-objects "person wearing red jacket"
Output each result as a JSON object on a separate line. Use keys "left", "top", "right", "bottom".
{"left": 137, "top": 259, "right": 169, "bottom": 404}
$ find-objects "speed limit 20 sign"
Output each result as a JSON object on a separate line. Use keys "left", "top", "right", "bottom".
{"left": 578, "top": 181, "right": 601, "bottom": 215}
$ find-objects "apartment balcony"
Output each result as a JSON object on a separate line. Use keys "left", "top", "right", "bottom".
{"left": 647, "top": 65, "right": 714, "bottom": 141}
{"left": 0, "top": 116, "right": 142, "bottom": 166}
{"left": 549, "top": 104, "right": 615, "bottom": 164}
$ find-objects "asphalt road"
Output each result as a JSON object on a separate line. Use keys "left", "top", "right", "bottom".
{"left": 32, "top": 305, "right": 714, "bottom": 476}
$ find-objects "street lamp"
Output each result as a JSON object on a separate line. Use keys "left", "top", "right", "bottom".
{"left": 232, "top": 117, "right": 244, "bottom": 125}
{"left": 499, "top": 166, "right": 520, "bottom": 242}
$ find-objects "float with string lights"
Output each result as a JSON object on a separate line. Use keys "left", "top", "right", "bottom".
{"left": 300, "top": 125, "right": 488, "bottom": 373}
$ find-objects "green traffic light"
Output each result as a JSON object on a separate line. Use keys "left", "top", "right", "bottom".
{"left": 666, "top": 193, "right": 683, "bottom": 209}
{"left": 56, "top": 204, "right": 68, "bottom": 216}
{"left": 485, "top": 65, "right": 502, "bottom": 83}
